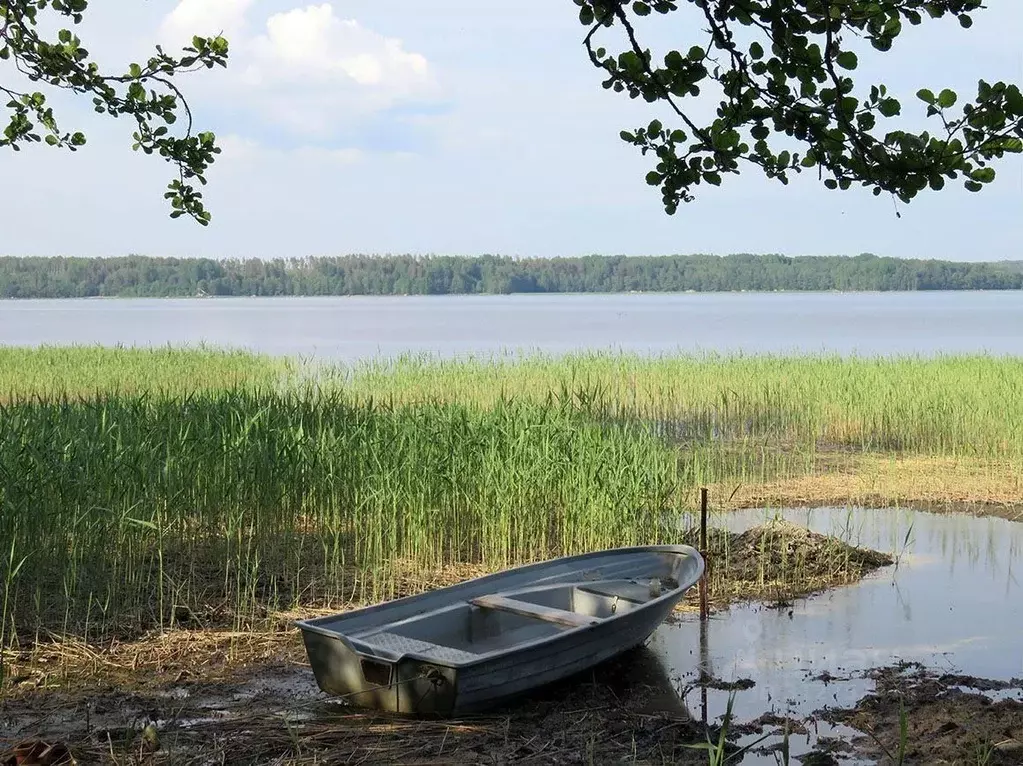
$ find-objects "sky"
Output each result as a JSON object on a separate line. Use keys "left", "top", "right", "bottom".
{"left": 1, "top": 1, "right": 1020, "bottom": 261}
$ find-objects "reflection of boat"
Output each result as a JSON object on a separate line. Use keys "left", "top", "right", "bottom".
{"left": 296, "top": 545, "right": 705, "bottom": 716}
{"left": 602, "top": 643, "right": 695, "bottom": 719}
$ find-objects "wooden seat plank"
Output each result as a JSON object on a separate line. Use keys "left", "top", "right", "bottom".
{"left": 469, "top": 594, "right": 598, "bottom": 628}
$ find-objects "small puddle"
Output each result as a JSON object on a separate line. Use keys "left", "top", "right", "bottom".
{"left": 654, "top": 506, "right": 1023, "bottom": 763}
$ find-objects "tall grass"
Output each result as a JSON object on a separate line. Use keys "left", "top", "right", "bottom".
{"left": 0, "top": 388, "right": 694, "bottom": 642}
{"left": 3, "top": 347, "right": 1022, "bottom": 645}
{"left": 340, "top": 351, "right": 1023, "bottom": 460}
{"left": 0, "top": 344, "right": 297, "bottom": 401}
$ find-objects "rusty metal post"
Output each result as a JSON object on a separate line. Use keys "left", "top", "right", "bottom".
{"left": 699, "top": 487, "right": 709, "bottom": 621}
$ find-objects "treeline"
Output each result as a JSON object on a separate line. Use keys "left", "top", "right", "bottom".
{"left": 1, "top": 253, "right": 1021, "bottom": 298}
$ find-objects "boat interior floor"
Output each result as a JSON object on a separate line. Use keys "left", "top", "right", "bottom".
{"left": 345, "top": 578, "right": 673, "bottom": 665}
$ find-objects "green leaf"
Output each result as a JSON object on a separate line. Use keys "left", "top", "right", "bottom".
{"left": 836, "top": 51, "right": 858, "bottom": 70}
{"left": 937, "top": 89, "right": 957, "bottom": 108}
{"left": 1004, "top": 85, "right": 1023, "bottom": 115}
{"left": 878, "top": 98, "right": 901, "bottom": 117}
{"left": 856, "top": 112, "right": 876, "bottom": 131}
{"left": 664, "top": 50, "right": 684, "bottom": 70}
{"left": 645, "top": 171, "right": 662, "bottom": 185}
{"left": 970, "top": 167, "right": 996, "bottom": 183}
{"left": 749, "top": 42, "right": 764, "bottom": 60}
{"left": 633, "top": 1, "right": 651, "bottom": 16}
{"left": 959, "top": 14, "right": 973, "bottom": 28}
{"left": 916, "top": 89, "right": 936, "bottom": 105}
{"left": 648, "top": 119, "right": 662, "bottom": 135}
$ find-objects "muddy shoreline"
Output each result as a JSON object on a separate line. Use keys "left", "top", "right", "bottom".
{"left": 2, "top": 515, "right": 1021, "bottom": 764}
{"left": 823, "top": 662, "right": 1023, "bottom": 765}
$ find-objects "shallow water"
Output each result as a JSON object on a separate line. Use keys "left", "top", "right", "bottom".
{"left": 655, "top": 506, "right": 1023, "bottom": 762}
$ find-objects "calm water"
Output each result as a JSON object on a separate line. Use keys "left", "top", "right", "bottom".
{"left": 2, "top": 291, "right": 1022, "bottom": 360}
{"left": 656, "top": 506, "right": 1023, "bottom": 763}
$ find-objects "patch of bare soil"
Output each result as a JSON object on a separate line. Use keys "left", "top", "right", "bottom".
{"left": 823, "top": 661, "right": 1023, "bottom": 765}
{"left": 717, "top": 453, "right": 1023, "bottom": 521}
{"left": 0, "top": 647, "right": 731, "bottom": 765}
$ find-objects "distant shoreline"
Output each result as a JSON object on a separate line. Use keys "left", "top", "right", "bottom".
{"left": 3, "top": 287, "right": 1023, "bottom": 302}
{"left": 2, "top": 253, "right": 1021, "bottom": 298}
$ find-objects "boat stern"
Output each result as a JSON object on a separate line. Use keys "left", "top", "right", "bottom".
{"left": 299, "top": 625, "right": 459, "bottom": 716}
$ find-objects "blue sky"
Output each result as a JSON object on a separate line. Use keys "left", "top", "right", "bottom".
{"left": 1, "top": 1, "right": 1020, "bottom": 261}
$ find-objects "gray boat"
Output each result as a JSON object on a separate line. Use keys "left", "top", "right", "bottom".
{"left": 295, "top": 544, "right": 705, "bottom": 716}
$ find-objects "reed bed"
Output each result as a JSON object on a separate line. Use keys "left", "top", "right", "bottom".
{"left": 0, "top": 388, "right": 694, "bottom": 646}
{"left": 341, "top": 351, "right": 1023, "bottom": 460}
{"left": 0, "top": 344, "right": 297, "bottom": 401}
{"left": 3, "top": 347, "right": 1022, "bottom": 654}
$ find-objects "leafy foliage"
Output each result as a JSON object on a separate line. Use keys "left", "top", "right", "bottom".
{"left": 575, "top": 0, "right": 1023, "bottom": 212}
{"left": 1, "top": 253, "right": 1020, "bottom": 298}
{"left": 0, "top": 1, "right": 228, "bottom": 224}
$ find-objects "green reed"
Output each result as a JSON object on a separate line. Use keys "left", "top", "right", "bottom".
{"left": 0, "top": 388, "right": 695, "bottom": 642}
{"left": 340, "top": 350, "right": 1023, "bottom": 460}
{"left": 0, "top": 344, "right": 297, "bottom": 402}
{"left": 4, "top": 346, "right": 1022, "bottom": 645}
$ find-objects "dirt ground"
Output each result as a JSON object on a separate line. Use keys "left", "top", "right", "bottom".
{"left": 1, "top": 644, "right": 735, "bottom": 765}
{"left": 0, "top": 519, "right": 1011, "bottom": 765}
{"left": 823, "top": 661, "right": 1023, "bottom": 765}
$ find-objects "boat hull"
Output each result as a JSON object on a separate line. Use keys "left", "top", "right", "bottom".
{"left": 296, "top": 544, "right": 704, "bottom": 716}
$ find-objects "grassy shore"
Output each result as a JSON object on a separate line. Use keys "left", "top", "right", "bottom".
{"left": 2, "top": 346, "right": 1022, "bottom": 764}
{"left": 1, "top": 346, "right": 1022, "bottom": 651}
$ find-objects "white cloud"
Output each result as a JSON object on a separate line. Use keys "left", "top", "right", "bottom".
{"left": 249, "top": 5, "right": 430, "bottom": 88}
{"left": 241, "top": 5, "right": 438, "bottom": 136}
{"left": 160, "top": 0, "right": 254, "bottom": 46}
{"left": 157, "top": 1, "right": 440, "bottom": 142}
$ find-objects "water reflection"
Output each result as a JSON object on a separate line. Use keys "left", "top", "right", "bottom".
{"left": 654, "top": 506, "right": 1023, "bottom": 763}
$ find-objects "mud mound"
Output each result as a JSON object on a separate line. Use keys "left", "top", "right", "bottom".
{"left": 685, "top": 518, "right": 895, "bottom": 607}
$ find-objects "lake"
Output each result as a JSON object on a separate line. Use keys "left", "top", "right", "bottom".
{"left": 1, "top": 291, "right": 1022, "bottom": 360}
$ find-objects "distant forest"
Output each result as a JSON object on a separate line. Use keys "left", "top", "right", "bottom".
{"left": 1, "top": 253, "right": 1021, "bottom": 298}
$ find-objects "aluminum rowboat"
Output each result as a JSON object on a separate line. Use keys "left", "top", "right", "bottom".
{"left": 295, "top": 544, "right": 704, "bottom": 716}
